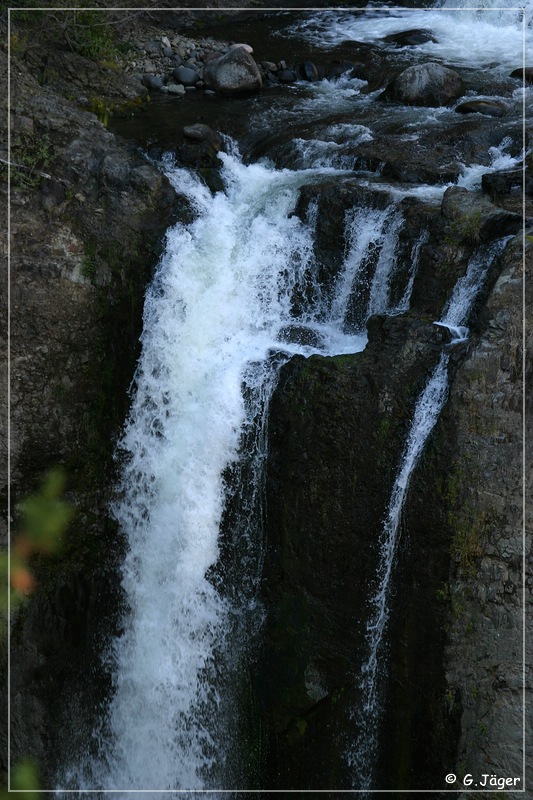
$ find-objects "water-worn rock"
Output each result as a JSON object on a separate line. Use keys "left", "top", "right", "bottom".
{"left": 510, "top": 66, "right": 533, "bottom": 83}
{"left": 455, "top": 99, "right": 509, "bottom": 117}
{"left": 383, "top": 28, "right": 438, "bottom": 46}
{"left": 183, "top": 123, "right": 224, "bottom": 151}
{"left": 167, "top": 83, "right": 186, "bottom": 95}
{"left": 204, "top": 46, "right": 262, "bottom": 94}
{"left": 298, "top": 60, "right": 319, "bottom": 81}
{"left": 382, "top": 61, "right": 466, "bottom": 106}
{"left": 278, "top": 68, "right": 298, "bottom": 83}
{"left": 142, "top": 74, "right": 164, "bottom": 91}
{"left": 173, "top": 65, "right": 199, "bottom": 86}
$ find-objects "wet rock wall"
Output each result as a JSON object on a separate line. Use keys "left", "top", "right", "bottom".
{"left": 252, "top": 184, "right": 529, "bottom": 790}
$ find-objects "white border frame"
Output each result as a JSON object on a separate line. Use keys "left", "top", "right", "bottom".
{"left": 6, "top": 3, "right": 529, "bottom": 794}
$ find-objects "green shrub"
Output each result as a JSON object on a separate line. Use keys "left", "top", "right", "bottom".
{"left": 10, "top": 132, "right": 55, "bottom": 189}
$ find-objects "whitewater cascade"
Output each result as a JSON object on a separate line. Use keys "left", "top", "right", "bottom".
{"left": 60, "top": 148, "right": 416, "bottom": 793}
{"left": 291, "top": 0, "right": 532, "bottom": 68}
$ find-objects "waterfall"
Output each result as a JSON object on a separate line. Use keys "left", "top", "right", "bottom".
{"left": 77, "top": 156, "right": 319, "bottom": 792}
{"left": 330, "top": 207, "right": 403, "bottom": 332}
{"left": 59, "top": 148, "right": 412, "bottom": 793}
{"left": 58, "top": 153, "right": 512, "bottom": 798}
{"left": 349, "top": 351, "right": 450, "bottom": 790}
{"left": 393, "top": 230, "right": 429, "bottom": 314}
{"left": 347, "top": 235, "right": 511, "bottom": 788}
{"left": 438, "top": 0, "right": 532, "bottom": 29}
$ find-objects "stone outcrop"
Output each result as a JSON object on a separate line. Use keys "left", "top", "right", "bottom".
{"left": 441, "top": 186, "right": 526, "bottom": 242}
{"left": 254, "top": 315, "right": 454, "bottom": 788}
{"left": 439, "top": 236, "right": 532, "bottom": 796}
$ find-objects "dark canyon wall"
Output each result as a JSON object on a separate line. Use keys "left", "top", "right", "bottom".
{"left": 254, "top": 187, "right": 531, "bottom": 790}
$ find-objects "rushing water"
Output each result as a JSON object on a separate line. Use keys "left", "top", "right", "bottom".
{"left": 289, "top": 0, "right": 532, "bottom": 69}
{"left": 56, "top": 2, "right": 523, "bottom": 792}
{"left": 62, "top": 153, "right": 397, "bottom": 793}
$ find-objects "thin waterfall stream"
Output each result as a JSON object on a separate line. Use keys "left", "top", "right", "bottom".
{"left": 53, "top": 2, "right": 528, "bottom": 793}
{"left": 349, "top": 236, "right": 513, "bottom": 789}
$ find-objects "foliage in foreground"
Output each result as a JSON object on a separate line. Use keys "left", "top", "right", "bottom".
{"left": 1, "top": 469, "right": 73, "bottom": 794}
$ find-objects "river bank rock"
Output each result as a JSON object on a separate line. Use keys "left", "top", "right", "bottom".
{"left": 204, "top": 46, "right": 262, "bottom": 94}
{"left": 381, "top": 61, "right": 466, "bottom": 107}
{"left": 173, "top": 65, "right": 200, "bottom": 86}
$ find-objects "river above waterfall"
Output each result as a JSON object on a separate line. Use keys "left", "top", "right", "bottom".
{"left": 53, "top": 4, "right": 530, "bottom": 795}
{"left": 110, "top": 6, "right": 530, "bottom": 171}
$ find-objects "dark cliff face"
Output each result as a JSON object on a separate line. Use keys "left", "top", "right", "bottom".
{"left": 250, "top": 179, "right": 527, "bottom": 788}
{"left": 433, "top": 237, "right": 531, "bottom": 790}
{"left": 1, "top": 45, "right": 177, "bottom": 778}
{"left": 256, "top": 318, "right": 453, "bottom": 788}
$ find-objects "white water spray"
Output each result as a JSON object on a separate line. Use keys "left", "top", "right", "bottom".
{"left": 289, "top": 3, "right": 531, "bottom": 70}
{"left": 330, "top": 206, "right": 404, "bottom": 331}
{"left": 61, "top": 149, "right": 404, "bottom": 794}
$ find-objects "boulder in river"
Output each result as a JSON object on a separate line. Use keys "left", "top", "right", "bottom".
{"left": 383, "top": 28, "right": 438, "bottom": 46}
{"left": 278, "top": 68, "right": 298, "bottom": 83}
{"left": 204, "top": 47, "right": 262, "bottom": 94}
{"left": 183, "top": 123, "right": 224, "bottom": 151}
{"left": 298, "top": 60, "right": 319, "bottom": 82}
{"left": 455, "top": 98, "right": 509, "bottom": 117}
{"left": 381, "top": 61, "right": 465, "bottom": 107}
{"left": 482, "top": 167, "right": 533, "bottom": 197}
